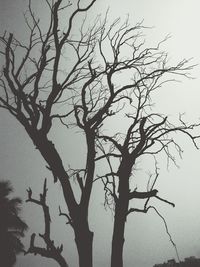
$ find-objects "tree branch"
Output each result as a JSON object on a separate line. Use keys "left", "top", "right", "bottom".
{"left": 129, "top": 189, "right": 158, "bottom": 200}
{"left": 25, "top": 179, "right": 68, "bottom": 267}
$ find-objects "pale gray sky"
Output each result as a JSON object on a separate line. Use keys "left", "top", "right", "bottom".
{"left": 1, "top": 1, "right": 200, "bottom": 267}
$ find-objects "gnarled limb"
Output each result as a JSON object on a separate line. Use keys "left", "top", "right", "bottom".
{"left": 25, "top": 179, "right": 68, "bottom": 267}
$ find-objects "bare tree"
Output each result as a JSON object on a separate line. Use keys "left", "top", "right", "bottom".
{"left": 0, "top": 1, "right": 99, "bottom": 266}
{"left": 92, "top": 19, "right": 200, "bottom": 267}
{"left": 1, "top": 1, "right": 199, "bottom": 267}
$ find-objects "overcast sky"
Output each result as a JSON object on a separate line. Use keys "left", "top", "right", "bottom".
{"left": 1, "top": 1, "right": 200, "bottom": 267}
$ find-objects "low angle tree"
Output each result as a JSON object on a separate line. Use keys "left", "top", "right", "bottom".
{"left": 87, "top": 19, "right": 200, "bottom": 267}
{"left": 0, "top": 180, "right": 27, "bottom": 267}
{"left": 0, "top": 0, "right": 200, "bottom": 267}
{"left": 0, "top": 1, "right": 99, "bottom": 266}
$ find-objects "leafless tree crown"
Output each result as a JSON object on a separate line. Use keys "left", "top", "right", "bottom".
{"left": 0, "top": 1, "right": 200, "bottom": 266}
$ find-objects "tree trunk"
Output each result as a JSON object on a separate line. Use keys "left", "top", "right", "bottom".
{"left": 111, "top": 197, "right": 128, "bottom": 267}
{"left": 74, "top": 222, "right": 94, "bottom": 267}
{"left": 111, "top": 160, "right": 132, "bottom": 267}
{"left": 73, "top": 130, "right": 95, "bottom": 267}
{"left": 30, "top": 132, "right": 95, "bottom": 267}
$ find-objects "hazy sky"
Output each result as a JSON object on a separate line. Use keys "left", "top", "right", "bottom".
{"left": 1, "top": 1, "right": 200, "bottom": 267}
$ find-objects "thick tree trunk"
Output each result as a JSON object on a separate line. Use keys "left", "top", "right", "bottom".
{"left": 111, "top": 196, "right": 129, "bottom": 267}
{"left": 75, "top": 224, "right": 94, "bottom": 267}
{"left": 111, "top": 159, "right": 133, "bottom": 267}
{"left": 111, "top": 206, "right": 126, "bottom": 267}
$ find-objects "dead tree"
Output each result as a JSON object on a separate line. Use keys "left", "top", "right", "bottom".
{"left": 0, "top": 1, "right": 199, "bottom": 267}
{"left": 98, "top": 113, "right": 199, "bottom": 267}
{"left": 91, "top": 19, "right": 200, "bottom": 267}
{"left": 0, "top": 1, "right": 99, "bottom": 266}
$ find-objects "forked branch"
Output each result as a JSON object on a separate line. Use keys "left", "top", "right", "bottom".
{"left": 25, "top": 179, "right": 68, "bottom": 267}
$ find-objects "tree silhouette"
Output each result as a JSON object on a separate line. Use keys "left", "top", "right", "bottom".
{"left": 0, "top": 1, "right": 99, "bottom": 266}
{"left": 25, "top": 178, "right": 68, "bottom": 267}
{"left": 0, "top": 180, "right": 27, "bottom": 267}
{"left": 0, "top": 1, "right": 200, "bottom": 267}
{"left": 93, "top": 19, "right": 200, "bottom": 267}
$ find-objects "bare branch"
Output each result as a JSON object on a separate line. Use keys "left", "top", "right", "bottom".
{"left": 129, "top": 189, "right": 158, "bottom": 200}
{"left": 25, "top": 179, "right": 68, "bottom": 267}
{"left": 58, "top": 206, "right": 73, "bottom": 226}
{"left": 155, "top": 195, "right": 175, "bottom": 207}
